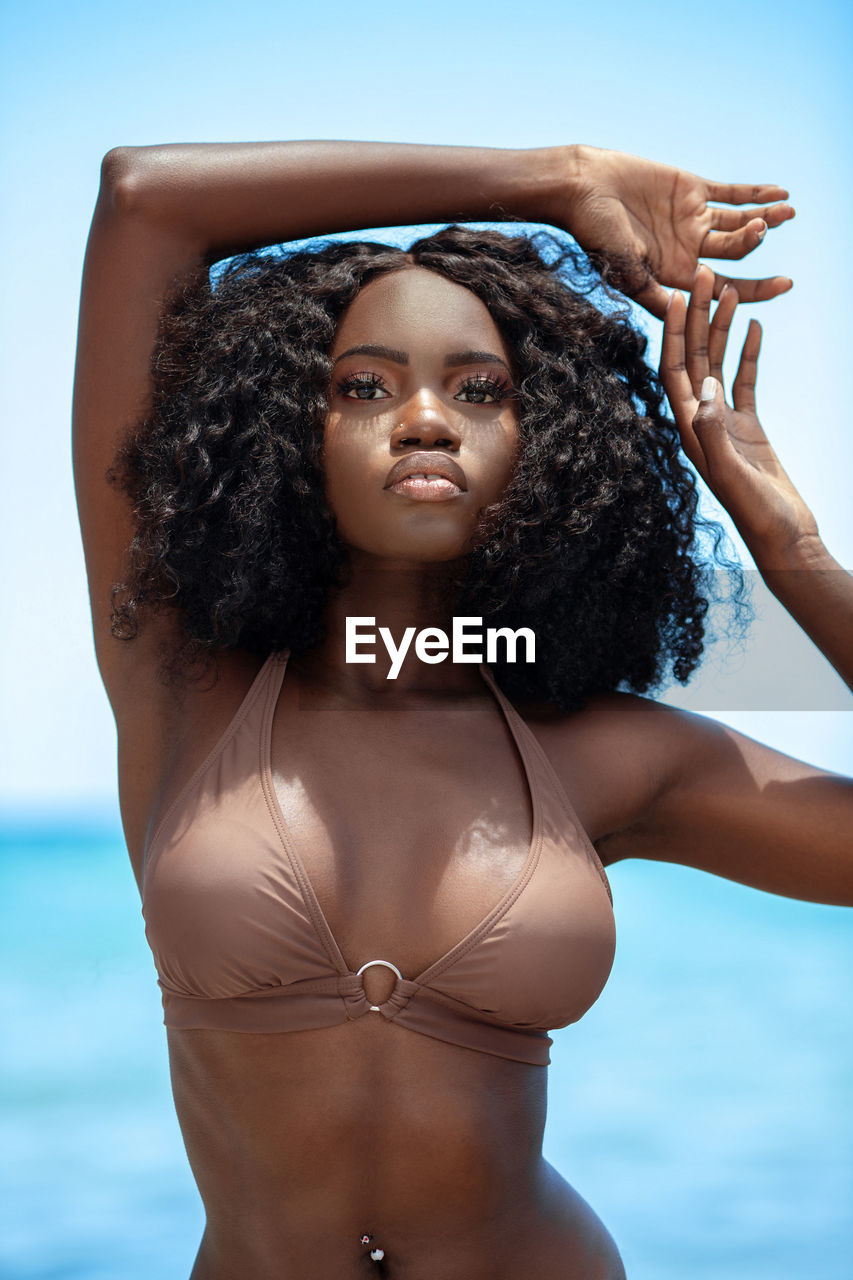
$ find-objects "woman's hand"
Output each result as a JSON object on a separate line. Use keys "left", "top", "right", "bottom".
{"left": 560, "top": 146, "right": 795, "bottom": 318}
{"left": 660, "top": 264, "right": 820, "bottom": 563}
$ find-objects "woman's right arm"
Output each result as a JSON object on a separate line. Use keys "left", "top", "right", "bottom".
{"left": 73, "top": 140, "right": 793, "bottom": 712}
{"left": 72, "top": 141, "right": 569, "bottom": 716}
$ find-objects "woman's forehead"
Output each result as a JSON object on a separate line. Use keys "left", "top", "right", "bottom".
{"left": 332, "top": 267, "right": 508, "bottom": 358}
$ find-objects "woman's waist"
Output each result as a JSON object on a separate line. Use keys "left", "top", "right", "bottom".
{"left": 168, "top": 1021, "right": 548, "bottom": 1219}
{"left": 191, "top": 1162, "right": 624, "bottom": 1280}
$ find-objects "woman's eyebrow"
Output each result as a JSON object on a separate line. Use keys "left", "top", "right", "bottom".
{"left": 333, "top": 344, "right": 409, "bottom": 365}
{"left": 333, "top": 344, "right": 510, "bottom": 372}
{"left": 444, "top": 350, "right": 510, "bottom": 372}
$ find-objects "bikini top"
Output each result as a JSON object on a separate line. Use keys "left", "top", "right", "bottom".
{"left": 141, "top": 650, "right": 616, "bottom": 1067}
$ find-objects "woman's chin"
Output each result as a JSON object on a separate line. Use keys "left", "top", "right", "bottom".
{"left": 340, "top": 514, "right": 493, "bottom": 565}
{"left": 345, "top": 541, "right": 471, "bottom": 568}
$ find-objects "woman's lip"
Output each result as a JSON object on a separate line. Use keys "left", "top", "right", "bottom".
{"left": 387, "top": 476, "right": 464, "bottom": 501}
{"left": 384, "top": 453, "right": 468, "bottom": 492}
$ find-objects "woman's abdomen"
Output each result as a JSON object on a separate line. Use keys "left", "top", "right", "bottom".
{"left": 169, "top": 1020, "right": 624, "bottom": 1279}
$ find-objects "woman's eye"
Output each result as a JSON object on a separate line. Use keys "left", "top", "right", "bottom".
{"left": 455, "top": 376, "right": 511, "bottom": 405}
{"left": 335, "top": 371, "right": 512, "bottom": 404}
{"left": 336, "top": 373, "right": 390, "bottom": 401}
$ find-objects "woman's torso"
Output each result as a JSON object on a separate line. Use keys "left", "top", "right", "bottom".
{"left": 117, "top": 648, "right": 629, "bottom": 1278}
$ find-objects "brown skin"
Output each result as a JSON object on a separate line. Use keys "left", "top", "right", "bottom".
{"left": 324, "top": 267, "right": 521, "bottom": 572}
{"left": 162, "top": 267, "right": 631, "bottom": 1279}
{"left": 72, "top": 141, "right": 852, "bottom": 1278}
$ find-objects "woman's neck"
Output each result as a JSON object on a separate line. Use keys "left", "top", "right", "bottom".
{"left": 290, "top": 551, "right": 486, "bottom": 701}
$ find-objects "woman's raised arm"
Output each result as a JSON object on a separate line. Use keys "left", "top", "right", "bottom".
{"left": 73, "top": 140, "right": 794, "bottom": 713}
{"left": 102, "top": 140, "right": 796, "bottom": 296}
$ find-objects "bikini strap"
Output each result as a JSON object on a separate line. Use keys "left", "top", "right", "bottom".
{"left": 478, "top": 663, "right": 614, "bottom": 906}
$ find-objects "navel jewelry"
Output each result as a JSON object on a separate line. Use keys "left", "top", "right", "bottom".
{"left": 359, "top": 1233, "right": 385, "bottom": 1261}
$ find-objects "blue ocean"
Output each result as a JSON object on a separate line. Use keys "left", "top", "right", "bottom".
{"left": 2, "top": 810, "right": 851, "bottom": 1280}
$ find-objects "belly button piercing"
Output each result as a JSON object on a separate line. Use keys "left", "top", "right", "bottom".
{"left": 359, "top": 1233, "right": 385, "bottom": 1261}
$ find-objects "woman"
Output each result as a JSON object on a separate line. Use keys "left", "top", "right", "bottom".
{"left": 73, "top": 141, "right": 852, "bottom": 1279}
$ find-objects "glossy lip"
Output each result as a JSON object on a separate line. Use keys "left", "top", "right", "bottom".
{"left": 383, "top": 452, "right": 468, "bottom": 493}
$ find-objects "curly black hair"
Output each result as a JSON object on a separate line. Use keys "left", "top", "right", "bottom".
{"left": 108, "top": 224, "right": 740, "bottom": 711}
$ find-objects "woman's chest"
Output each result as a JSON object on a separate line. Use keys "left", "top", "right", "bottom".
{"left": 268, "top": 697, "right": 535, "bottom": 977}
{"left": 141, "top": 658, "right": 618, "bottom": 1028}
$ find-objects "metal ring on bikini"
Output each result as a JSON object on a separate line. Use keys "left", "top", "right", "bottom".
{"left": 356, "top": 959, "right": 403, "bottom": 1012}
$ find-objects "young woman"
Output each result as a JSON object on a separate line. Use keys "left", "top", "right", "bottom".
{"left": 73, "top": 141, "right": 852, "bottom": 1279}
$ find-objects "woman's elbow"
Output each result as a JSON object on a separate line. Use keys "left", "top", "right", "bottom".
{"left": 99, "top": 146, "right": 150, "bottom": 216}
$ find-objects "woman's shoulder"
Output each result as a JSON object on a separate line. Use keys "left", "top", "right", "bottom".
{"left": 516, "top": 685, "right": 684, "bottom": 745}
{"left": 514, "top": 689, "right": 707, "bottom": 851}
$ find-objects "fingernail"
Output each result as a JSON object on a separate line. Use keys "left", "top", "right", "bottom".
{"left": 755, "top": 221, "right": 767, "bottom": 240}
{"left": 700, "top": 376, "right": 718, "bottom": 402}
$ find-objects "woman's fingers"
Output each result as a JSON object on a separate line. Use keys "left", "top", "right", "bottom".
{"left": 632, "top": 277, "right": 673, "bottom": 320}
{"left": 704, "top": 181, "right": 790, "bottom": 205}
{"left": 702, "top": 220, "right": 770, "bottom": 260}
{"left": 732, "top": 319, "right": 762, "bottom": 414}
{"left": 660, "top": 291, "right": 695, "bottom": 409}
{"left": 708, "top": 272, "right": 793, "bottom": 303}
{"left": 708, "top": 284, "right": 738, "bottom": 382}
{"left": 691, "top": 377, "right": 735, "bottom": 479}
{"left": 660, "top": 290, "right": 707, "bottom": 476}
{"left": 701, "top": 193, "right": 795, "bottom": 279}
{"left": 703, "top": 197, "right": 794, "bottom": 259}
{"left": 684, "top": 265, "right": 716, "bottom": 391}
{"left": 707, "top": 202, "right": 795, "bottom": 233}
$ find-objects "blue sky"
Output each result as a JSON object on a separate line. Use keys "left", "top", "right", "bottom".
{"left": 1, "top": 0, "right": 851, "bottom": 809}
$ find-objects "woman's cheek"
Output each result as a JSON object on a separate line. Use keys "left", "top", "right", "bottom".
{"left": 321, "top": 438, "right": 392, "bottom": 552}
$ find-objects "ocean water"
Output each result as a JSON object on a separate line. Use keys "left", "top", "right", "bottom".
{"left": 1, "top": 812, "right": 851, "bottom": 1280}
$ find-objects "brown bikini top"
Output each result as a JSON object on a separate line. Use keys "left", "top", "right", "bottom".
{"left": 141, "top": 651, "right": 616, "bottom": 1066}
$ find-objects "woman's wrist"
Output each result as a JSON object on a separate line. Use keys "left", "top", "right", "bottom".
{"left": 751, "top": 535, "right": 853, "bottom": 692}
{"left": 503, "top": 144, "right": 583, "bottom": 229}
{"left": 751, "top": 531, "right": 834, "bottom": 576}
{"left": 521, "top": 143, "right": 591, "bottom": 231}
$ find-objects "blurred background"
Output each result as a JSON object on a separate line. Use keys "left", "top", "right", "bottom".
{"left": 1, "top": 0, "right": 851, "bottom": 1276}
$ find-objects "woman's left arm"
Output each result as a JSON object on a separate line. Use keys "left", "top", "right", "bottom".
{"left": 592, "top": 270, "right": 853, "bottom": 905}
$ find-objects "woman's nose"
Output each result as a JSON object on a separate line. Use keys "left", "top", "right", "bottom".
{"left": 390, "top": 394, "right": 461, "bottom": 451}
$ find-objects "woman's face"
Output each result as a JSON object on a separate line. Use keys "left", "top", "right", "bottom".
{"left": 323, "top": 267, "right": 520, "bottom": 562}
